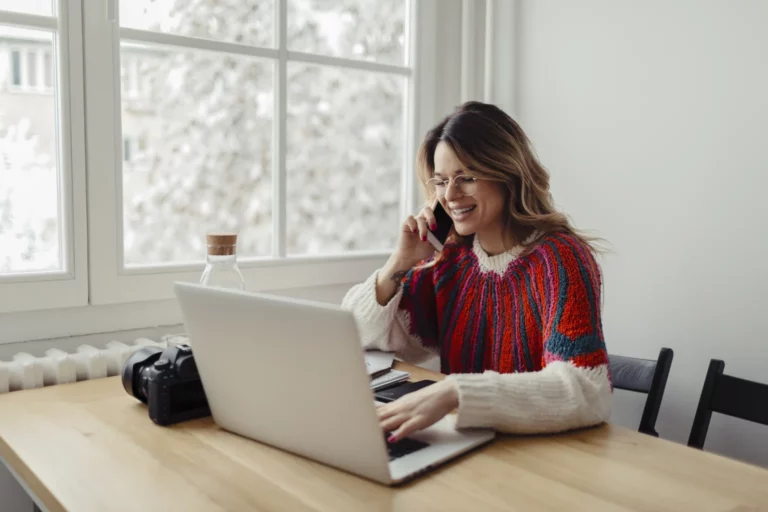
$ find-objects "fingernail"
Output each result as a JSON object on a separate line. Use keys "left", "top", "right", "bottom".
{"left": 387, "top": 435, "right": 397, "bottom": 443}
{"left": 421, "top": 235, "right": 426, "bottom": 241}
{"left": 430, "top": 223, "right": 436, "bottom": 230}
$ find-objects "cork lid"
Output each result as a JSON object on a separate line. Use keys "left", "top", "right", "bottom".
{"left": 206, "top": 232, "right": 238, "bottom": 255}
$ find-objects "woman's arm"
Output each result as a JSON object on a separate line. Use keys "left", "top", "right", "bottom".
{"left": 447, "top": 362, "right": 611, "bottom": 434}
{"left": 341, "top": 258, "right": 440, "bottom": 364}
{"left": 342, "top": 208, "right": 443, "bottom": 362}
{"left": 446, "top": 235, "right": 612, "bottom": 434}
{"left": 374, "top": 255, "right": 413, "bottom": 306}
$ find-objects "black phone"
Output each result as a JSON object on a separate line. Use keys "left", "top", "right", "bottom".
{"left": 426, "top": 201, "right": 453, "bottom": 251}
{"left": 374, "top": 380, "right": 437, "bottom": 403}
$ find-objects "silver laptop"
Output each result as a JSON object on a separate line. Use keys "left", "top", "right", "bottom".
{"left": 173, "top": 282, "right": 495, "bottom": 485}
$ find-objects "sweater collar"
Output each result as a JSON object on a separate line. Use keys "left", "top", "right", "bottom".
{"left": 471, "top": 231, "right": 541, "bottom": 275}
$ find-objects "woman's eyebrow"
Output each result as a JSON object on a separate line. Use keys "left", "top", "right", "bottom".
{"left": 433, "top": 169, "right": 466, "bottom": 178}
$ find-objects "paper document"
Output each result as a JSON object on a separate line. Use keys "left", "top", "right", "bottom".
{"left": 370, "top": 370, "right": 410, "bottom": 391}
{"left": 364, "top": 350, "right": 395, "bottom": 377}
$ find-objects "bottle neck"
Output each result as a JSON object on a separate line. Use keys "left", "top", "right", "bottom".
{"left": 206, "top": 250, "right": 237, "bottom": 266}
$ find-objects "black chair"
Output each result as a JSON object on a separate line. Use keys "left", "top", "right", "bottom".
{"left": 687, "top": 359, "right": 768, "bottom": 450}
{"left": 608, "top": 347, "right": 674, "bottom": 437}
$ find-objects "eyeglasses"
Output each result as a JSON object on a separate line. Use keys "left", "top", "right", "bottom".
{"left": 425, "top": 175, "right": 478, "bottom": 197}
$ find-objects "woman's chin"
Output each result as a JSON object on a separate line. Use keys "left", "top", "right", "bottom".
{"left": 453, "top": 222, "right": 477, "bottom": 237}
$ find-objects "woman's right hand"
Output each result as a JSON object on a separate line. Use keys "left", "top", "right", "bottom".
{"left": 393, "top": 206, "right": 440, "bottom": 269}
{"left": 375, "top": 206, "right": 440, "bottom": 306}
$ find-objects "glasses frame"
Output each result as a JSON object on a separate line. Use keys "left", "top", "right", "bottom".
{"left": 425, "top": 174, "right": 478, "bottom": 198}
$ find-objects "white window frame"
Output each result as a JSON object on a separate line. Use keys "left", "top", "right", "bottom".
{"left": 0, "top": 4, "right": 88, "bottom": 313}
{"left": 84, "top": 0, "right": 428, "bottom": 305}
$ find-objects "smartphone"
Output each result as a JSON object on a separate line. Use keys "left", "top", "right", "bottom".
{"left": 426, "top": 201, "right": 453, "bottom": 251}
{"left": 374, "top": 380, "right": 436, "bottom": 403}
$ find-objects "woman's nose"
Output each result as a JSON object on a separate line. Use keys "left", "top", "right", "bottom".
{"left": 444, "top": 179, "right": 462, "bottom": 201}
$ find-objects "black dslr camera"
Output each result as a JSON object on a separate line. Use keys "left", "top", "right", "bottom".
{"left": 121, "top": 343, "right": 211, "bottom": 426}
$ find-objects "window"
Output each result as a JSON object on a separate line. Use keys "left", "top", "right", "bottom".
{"left": 84, "top": 0, "right": 417, "bottom": 305}
{"left": 114, "top": 0, "right": 407, "bottom": 265}
{"left": 0, "top": 0, "right": 89, "bottom": 313}
{"left": 2, "top": 0, "right": 442, "bottom": 322}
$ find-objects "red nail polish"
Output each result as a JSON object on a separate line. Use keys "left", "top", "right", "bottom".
{"left": 387, "top": 435, "right": 397, "bottom": 443}
{"left": 430, "top": 224, "right": 436, "bottom": 230}
{"left": 421, "top": 235, "right": 426, "bottom": 241}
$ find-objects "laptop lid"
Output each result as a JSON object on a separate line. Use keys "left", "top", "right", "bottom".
{"left": 173, "top": 282, "right": 392, "bottom": 484}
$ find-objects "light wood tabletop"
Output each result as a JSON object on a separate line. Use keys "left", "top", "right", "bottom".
{"left": 2, "top": 361, "right": 768, "bottom": 512}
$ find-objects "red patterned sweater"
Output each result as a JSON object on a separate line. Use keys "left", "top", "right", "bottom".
{"left": 342, "top": 232, "right": 612, "bottom": 434}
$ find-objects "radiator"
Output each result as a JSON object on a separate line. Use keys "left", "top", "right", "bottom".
{"left": 0, "top": 336, "right": 182, "bottom": 394}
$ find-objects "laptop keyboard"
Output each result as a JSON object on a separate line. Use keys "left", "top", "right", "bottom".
{"left": 385, "top": 433, "right": 429, "bottom": 461}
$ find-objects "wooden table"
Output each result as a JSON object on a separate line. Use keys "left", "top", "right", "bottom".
{"left": 2, "top": 362, "right": 768, "bottom": 512}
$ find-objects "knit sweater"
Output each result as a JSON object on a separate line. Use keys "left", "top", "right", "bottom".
{"left": 341, "top": 232, "right": 612, "bottom": 434}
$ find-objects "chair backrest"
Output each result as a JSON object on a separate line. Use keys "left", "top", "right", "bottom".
{"left": 687, "top": 359, "right": 768, "bottom": 449}
{"left": 608, "top": 347, "right": 674, "bottom": 436}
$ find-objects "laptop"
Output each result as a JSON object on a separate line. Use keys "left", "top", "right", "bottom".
{"left": 173, "top": 282, "right": 495, "bottom": 485}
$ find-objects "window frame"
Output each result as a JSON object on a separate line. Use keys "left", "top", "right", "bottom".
{"left": 0, "top": 0, "right": 445, "bottom": 334}
{"left": 84, "top": 0, "right": 424, "bottom": 305}
{"left": 0, "top": 4, "right": 89, "bottom": 313}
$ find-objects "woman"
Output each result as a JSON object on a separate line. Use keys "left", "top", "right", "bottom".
{"left": 342, "top": 101, "right": 611, "bottom": 443}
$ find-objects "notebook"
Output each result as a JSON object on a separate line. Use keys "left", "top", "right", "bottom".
{"left": 364, "top": 350, "right": 395, "bottom": 377}
{"left": 370, "top": 369, "right": 410, "bottom": 391}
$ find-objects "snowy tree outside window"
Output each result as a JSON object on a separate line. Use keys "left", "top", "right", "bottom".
{"left": 0, "top": 16, "right": 60, "bottom": 274}
{"left": 0, "top": 0, "right": 407, "bottom": 275}
{"left": 119, "top": 0, "right": 406, "bottom": 265}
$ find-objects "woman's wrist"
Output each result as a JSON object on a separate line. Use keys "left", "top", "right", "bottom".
{"left": 438, "top": 379, "right": 460, "bottom": 410}
{"left": 375, "top": 255, "right": 413, "bottom": 305}
{"left": 385, "top": 252, "right": 417, "bottom": 275}
{"left": 378, "top": 255, "right": 414, "bottom": 287}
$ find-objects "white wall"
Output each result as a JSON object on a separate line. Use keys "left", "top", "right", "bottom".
{"left": 513, "top": 0, "right": 768, "bottom": 466}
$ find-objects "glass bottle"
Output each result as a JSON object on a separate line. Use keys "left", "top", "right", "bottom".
{"left": 199, "top": 232, "right": 246, "bottom": 291}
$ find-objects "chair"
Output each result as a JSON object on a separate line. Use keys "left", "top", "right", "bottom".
{"left": 687, "top": 359, "right": 768, "bottom": 450}
{"left": 608, "top": 347, "right": 674, "bottom": 436}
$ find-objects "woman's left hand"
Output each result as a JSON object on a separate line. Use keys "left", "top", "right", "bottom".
{"left": 377, "top": 379, "right": 460, "bottom": 443}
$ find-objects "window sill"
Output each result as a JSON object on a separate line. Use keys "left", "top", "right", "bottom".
{"left": 91, "top": 253, "right": 388, "bottom": 305}
{"left": 0, "top": 254, "right": 386, "bottom": 344}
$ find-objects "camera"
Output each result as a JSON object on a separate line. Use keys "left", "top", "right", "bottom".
{"left": 121, "top": 343, "right": 211, "bottom": 426}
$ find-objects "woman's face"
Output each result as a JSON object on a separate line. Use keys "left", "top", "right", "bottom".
{"left": 433, "top": 141, "right": 506, "bottom": 238}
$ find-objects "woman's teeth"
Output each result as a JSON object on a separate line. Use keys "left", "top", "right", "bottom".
{"left": 452, "top": 205, "right": 476, "bottom": 218}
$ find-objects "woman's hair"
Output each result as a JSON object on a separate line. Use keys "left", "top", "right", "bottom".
{"left": 416, "top": 101, "right": 602, "bottom": 255}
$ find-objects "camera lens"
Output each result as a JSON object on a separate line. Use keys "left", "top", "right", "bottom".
{"left": 121, "top": 346, "right": 163, "bottom": 403}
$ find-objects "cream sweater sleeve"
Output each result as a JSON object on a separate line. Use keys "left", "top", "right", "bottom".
{"left": 446, "top": 362, "right": 612, "bottom": 434}
{"left": 340, "top": 270, "right": 437, "bottom": 364}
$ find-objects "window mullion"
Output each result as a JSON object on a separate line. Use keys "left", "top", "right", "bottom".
{"left": 273, "top": 0, "right": 288, "bottom": 258}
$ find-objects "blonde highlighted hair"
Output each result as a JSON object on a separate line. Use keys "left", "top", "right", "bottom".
{"left": 416, "top": 101, "right": 602, "bottom": 255}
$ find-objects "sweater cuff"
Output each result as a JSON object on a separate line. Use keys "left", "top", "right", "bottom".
{"left": 341, "top": 269, "right": 403, "bottom": 349}
{"left": 353, "top": 269, "right": 402, "bottom": 323}
{"left": 446, "top": 372, "right": 500, "bottom": 429}
{"left": 446, "top": 363, "right": 612, "bottom": 434}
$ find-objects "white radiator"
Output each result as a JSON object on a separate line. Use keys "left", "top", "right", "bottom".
{"left": 0, "top": 337, "right": 177, "bottom": 395}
